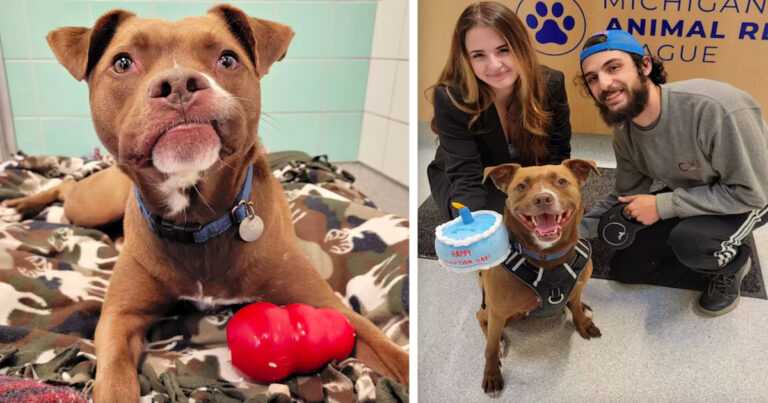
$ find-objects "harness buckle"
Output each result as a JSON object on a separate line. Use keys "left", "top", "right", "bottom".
{"left": 548, "top": 288, "right": 565, "bottom": 305}
{"left": 157, "top": 219, "right": 201, "bottom": 243}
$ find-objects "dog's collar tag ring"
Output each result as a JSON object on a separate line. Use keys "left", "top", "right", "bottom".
{"left": 234, "top": 200, "right": 264, "bottom": 242}
{"left": 136, "top": 165, "right": 260, "bottom": 244}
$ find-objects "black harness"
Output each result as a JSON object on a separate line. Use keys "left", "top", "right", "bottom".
{"left": 485, "top": 239, "right": 592, "bottom": 318}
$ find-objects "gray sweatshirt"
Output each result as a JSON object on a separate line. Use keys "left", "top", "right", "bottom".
{"left": 582, "top": 79, "right": 768, "bottom": 238}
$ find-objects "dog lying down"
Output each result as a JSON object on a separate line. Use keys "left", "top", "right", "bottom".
{"left": 7, "top": 4, "right": 411, "bottom": 402}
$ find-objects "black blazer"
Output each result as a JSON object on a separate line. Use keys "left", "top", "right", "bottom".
{"left": 427, "top": 66, "right": 572, "bottom": 219}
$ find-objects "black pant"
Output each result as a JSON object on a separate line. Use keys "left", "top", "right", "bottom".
{"left": 609, "top": 208, "right": 767, "bottom": 284}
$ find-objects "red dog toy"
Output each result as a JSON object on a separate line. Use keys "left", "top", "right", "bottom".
{"left": 226, "top": 302, "right": 356, "bottom": 383}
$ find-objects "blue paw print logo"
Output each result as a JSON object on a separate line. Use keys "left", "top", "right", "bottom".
{"left": 527, "top": 2, "right": 575, "bottom": 45}
{"left": 516, "top": 0, "right": 586, "bottom": 56}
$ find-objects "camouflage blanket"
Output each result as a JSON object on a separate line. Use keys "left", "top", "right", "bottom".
{"left": 0, "top": 153, "right": 409, "bottom": 402}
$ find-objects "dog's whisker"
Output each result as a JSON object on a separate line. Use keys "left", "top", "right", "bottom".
{"left": 182, "top": 205, "right": 189, "bottom": 226}
{"left": 260, "top": 121, "right": 278, "bottom": 133}
{"left": 217, "top": 157, "right": 235, "bottom": 171}
{"left": 229, "top": 96, "right": 255, "bottom": 104}
{"left": 260, "top": 117, "right": 277, "bottom": 128}
{"left": 259, "top": 114, "right": 279, "bottom": 132}
{"left": 260, "top": 111, "right": 276, "bottom": 122}
{"left": 192, "top": 184, "right": 216, "bottom": 215}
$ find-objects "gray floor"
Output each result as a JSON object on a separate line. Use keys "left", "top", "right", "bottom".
{"left": 419, "top": 259, "right": 768, "bottom": 402}
{"left": 337, "top": 162, "right": 408, "bottom": 218}
{"left": 417, "top": 124, "right": 768, "bottom": 402}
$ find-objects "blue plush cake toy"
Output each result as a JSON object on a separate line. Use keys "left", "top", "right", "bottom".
{"left": 435, "top": 202, "right": 510, "bottom": 272}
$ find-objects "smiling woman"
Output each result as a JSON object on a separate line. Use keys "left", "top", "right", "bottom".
{"left": 425, "top": 1, "right": 573, "bottom": 220}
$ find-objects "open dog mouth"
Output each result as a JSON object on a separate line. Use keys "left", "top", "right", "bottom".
{"left": 516, "top": 210, "right": 573, "bottom": 242}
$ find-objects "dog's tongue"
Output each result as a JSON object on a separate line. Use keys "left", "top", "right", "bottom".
{"left": 534, "top": 214, "right": 558, "bottom": 232}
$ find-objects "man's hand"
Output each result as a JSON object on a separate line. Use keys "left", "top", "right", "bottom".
{"left": 618, "top": 194, "right": 660, "bottom": 225}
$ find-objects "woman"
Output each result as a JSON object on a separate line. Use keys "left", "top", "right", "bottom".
{"left": 427, "top": 1, "right": 572, "bottom": 219}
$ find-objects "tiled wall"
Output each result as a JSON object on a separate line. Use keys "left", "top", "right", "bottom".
{"left": 357, "top": 0, "right": 408, "bottom": 186}
{"left": 0, "top": 0, "right": 376, "bottom": 161}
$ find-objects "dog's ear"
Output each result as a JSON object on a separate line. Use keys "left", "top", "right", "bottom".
{"left": 248, "top": 17, "right": 294, "bottom": 76}
{"left": 209, "top": 4, "right": 294, "bottom": 77}
{"left": 483, "top": 163, "right": 520, "bottom": 192}
{"left": 563, "top": 159, "right": 599, "bottom": 185}
{"left": 47, "top": 10, "right": 135, "bottom": 81}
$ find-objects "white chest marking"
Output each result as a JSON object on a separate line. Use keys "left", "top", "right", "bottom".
{"left": 158, "top": 171, "right": 200, "bottom": 216}
{"left": 533, "top": 237, "right": 559, "bottom": 250}
{"left": 179, "top": 281, "right": 253, "bottom": 311}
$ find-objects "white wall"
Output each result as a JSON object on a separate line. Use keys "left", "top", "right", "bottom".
{"left": 358, "top": 0, "right": 409, "bottom": 186}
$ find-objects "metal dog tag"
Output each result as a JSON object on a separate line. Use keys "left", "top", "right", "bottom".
{"left": 239, "top": 215, "right": 264, "bottom": 242}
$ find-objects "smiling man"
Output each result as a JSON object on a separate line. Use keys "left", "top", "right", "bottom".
{"left": 578, "top": 29, "right": 768, "bottom": 316}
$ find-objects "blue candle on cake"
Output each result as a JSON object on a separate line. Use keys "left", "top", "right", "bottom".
{"left": 452, "top": 201, "right": 474, "bottom": 225}
{"left": 434, "top": 201, "right": 510, "bottom": 273}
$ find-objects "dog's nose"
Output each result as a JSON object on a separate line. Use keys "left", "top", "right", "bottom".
{"left": 148, "top": 69, "right": 211, "bottom": 104}
{"left": 533, "top": 193, "right": 554, "bottom": 207}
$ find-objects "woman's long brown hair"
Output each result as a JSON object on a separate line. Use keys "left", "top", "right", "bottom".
{"left": 429, "top": 1, "right": 550, "bottom": 164}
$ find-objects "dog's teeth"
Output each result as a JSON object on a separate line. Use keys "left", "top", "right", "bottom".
{"left": 531, "top": 216, "right": 537, "bottom": 225}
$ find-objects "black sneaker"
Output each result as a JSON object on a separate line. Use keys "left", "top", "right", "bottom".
{"left": 697, "top": 256, "right": 751, "bottom": 316}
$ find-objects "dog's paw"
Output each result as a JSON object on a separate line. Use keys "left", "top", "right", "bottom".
{"left": 1, "top": 198, "right": 33, "bottom": 216}
{"left": 483, "top": 361, "right": 504, "bottom": 397}
{"left": 0, "top": 206, "right": 21, "bottom": 222}
{"left": 576, "top": 319, "right": 602, "bottom": 339}
{"left": 482, "top": 365, "right": 504, "bottom": 396}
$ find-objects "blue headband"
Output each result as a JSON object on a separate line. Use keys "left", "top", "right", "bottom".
{"left": 579, "top": 30, "right": 645, "bottom": 63}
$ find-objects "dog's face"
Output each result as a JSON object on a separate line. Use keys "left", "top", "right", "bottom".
{"left": 46, "top": 5, "right": 293, "bottom": 209}
{"left": 485, "top": 159, "right": 598, "bottom": 249}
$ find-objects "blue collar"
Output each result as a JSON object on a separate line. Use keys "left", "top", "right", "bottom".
{"left": 514, "top": 241, "right": 571, "bottom": 262}
{"left": 135, "top": 165, "right": 254, "bottom": 244}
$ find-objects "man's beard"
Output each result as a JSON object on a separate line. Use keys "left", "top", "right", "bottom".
{"left": 595, "top": 74, "right": 650, "bottom": 126}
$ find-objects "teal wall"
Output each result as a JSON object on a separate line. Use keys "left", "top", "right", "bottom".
{"left": 0, "top": 0, "right": 376, "bottom": 161}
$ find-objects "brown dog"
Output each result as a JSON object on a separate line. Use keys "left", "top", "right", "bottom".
{"left": 477, "top": 159, "right": 601, "bottom": 395}
{"left": 44, "top": 5, "right": 407, "bottom": 402}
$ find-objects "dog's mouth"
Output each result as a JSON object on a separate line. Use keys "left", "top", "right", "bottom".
{"left": 149, "top": 118, "right": 223, "bottom": 174}
{"left": 150, "top": 118, "right": 222, "bottom": 148}
{"left": 516, "top": 210, "right": 573, "bottom": 242}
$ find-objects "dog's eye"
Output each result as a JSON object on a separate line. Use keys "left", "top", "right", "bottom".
{"left": 112, "top": 54, "right": 133, "bottom": 74}
{"left": 217, "top": 51, "right": 240, "bottom": 70}
{"left": 515, "top": 183, "right": 528, "bottom": 192}
{"left": 557, "top": 177, "right": 569, "bottom": 187}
